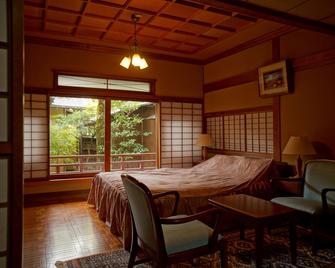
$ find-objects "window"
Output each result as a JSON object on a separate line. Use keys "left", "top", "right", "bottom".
{"left": 160, "top": 102, "right": 202, "bottom": 168}
{"left": 49, "top": 97, "right": 105, "bottom": 175}
{"left": 57, "top": 74, "right": 151, "bottom": 93}
{"left": 206, "top": 109, "right": 273, "bottom": 154}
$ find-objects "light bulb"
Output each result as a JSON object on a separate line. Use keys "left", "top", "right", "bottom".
{"left": 120, "top": 56, "right": 131, "bottom": 69}
{"left": 131, "top": 53, "right": 141, "bottom": 67}
{"left": 139, "top": 58, "right": 148, "bottom": 69}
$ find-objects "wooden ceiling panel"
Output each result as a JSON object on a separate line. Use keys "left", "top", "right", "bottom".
{"left": 104, "top": 31, "right": 130, "bottom": 42}
{"left": 220, "top": 17, "right": 253, "bottom": 29}
{"left": 186, "top": 36, "right": 213, "bottom": 46}
{"left": 24, "top": 5, "right": 43, "bottom": 18}
{"left": 45, "top": 22, "right": 73, "bottom": 34}
{"left": 100, "top": 0, "right": 128, "bottom": 6}
{"left": 139, "top": 27, "right": 169, "bottom": 38}
{"left": 85, "top": 2, "right": 119, "bottom": 19}
{"left": 164, "top": 31, "right": 191, "bottom": 42}
{"left": 137, "top": 35, "right": 157, "bottom": 45}
{"left": 128, "top": 0, "right": 168, "bottom": 13}
{"left": 48, "top": 0, "right": 84, "bottom": 12}
{"left": 118, "top": 10, "right": 152, "bottom": 24}
{"left": 46, "top": 10, "right": 78, "bottom": 24}
{"left": 175, "top": 43, "right": 200, "bottom": 53}
{"left": 76, "top": 27, "right": 104, "bottom": 39}
{"left": 154, "top": 39, "right": 180, "bottom": 49}
{"left": 80, "top": 16, "right": 111, "bottom": 30}
{"left": 177, "top": 22, "right": 210, "bottom": 34}
{"left": 150, "top": 16, "right": 181, "bottom": 29}
{"left": 204, "top": 28, "right": 231, "bottom": 38}
{"left": 162, "top": 2, "right": 199, "bottom": 19}
{"left": 110, "top": 21, "right": 135, "bottom": 34}
{"left": 192, "top": 10, "right": 230, "bottom": 24}
{"left": 24, "top": 0, "right": 335, "bottom": 61}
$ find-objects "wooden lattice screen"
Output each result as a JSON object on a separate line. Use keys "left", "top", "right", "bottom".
{"left": 24, "top": 93, "right": 48, "bottom": 180}
{"left": 206, "top": 110, "right": 273, "bottom": 154}
{"left": 160, "top": 102, "right": 202, "bottom": 168}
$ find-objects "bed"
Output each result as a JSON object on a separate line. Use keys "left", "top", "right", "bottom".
{"left": 87, "top": 154, "right": 275, "bottom": 249}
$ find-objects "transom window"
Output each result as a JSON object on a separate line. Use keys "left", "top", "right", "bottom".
{"left": 57, "top": 74, "right": 151, "bottom": 93}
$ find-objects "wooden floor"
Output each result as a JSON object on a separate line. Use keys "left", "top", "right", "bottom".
{"left": 23, "top": 201, "right": 123, "bottom": 268}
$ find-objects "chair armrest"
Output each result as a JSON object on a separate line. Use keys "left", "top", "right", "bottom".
{"left": 321, "top": 188, "right": 335, "bottom": 212}
{"left": 160, "top": 207, "right": 219, "bottom": 224}
{"left": 153, "top": 191, "right": 179, "bottom": 216}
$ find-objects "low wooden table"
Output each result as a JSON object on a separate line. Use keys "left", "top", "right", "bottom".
{"left": 209, "top": 194, "right": 296, "bottom": 268}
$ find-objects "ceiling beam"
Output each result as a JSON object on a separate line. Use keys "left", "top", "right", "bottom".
{"left": 188, "top": 0, "right": 335, "bottom": 36}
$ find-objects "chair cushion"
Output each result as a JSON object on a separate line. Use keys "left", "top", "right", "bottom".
{"left": 271, "top": 197, "right": 335, "bottom": 215}
{"left": 162, "top": 215, "right": 215, "bottom": 255}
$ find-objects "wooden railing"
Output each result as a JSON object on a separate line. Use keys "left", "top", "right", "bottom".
{"left": 50, "top": 153, "right": 157, "bottom": 175}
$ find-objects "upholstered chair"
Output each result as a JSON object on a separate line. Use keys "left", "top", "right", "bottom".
{"left": 121, "top": 174, "right": 226, "bottom": 268}
{"left": 272, "top": 159, "right": 335, "bottom": 254}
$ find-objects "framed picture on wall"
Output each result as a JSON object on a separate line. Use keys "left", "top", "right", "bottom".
{"left": 258, "top": 60, "right": 292, "bottom": 97}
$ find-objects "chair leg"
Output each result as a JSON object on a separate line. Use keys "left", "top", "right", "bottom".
{"left": 220, "top": 241, "right": 228, "bottom": 268}
{"left": 311, "top": 216, "right": 319, "bottom": 255}
{"left": 128, "top": 243, "right": 138, "bottom": 268}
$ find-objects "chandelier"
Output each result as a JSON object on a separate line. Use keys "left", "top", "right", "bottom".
{"left": 120, "top": 14, "right": 148, "bottom": 70}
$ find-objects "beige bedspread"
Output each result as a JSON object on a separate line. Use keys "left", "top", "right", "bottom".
{"left": 87, "top": 155, "right": 273, "bottom": 249}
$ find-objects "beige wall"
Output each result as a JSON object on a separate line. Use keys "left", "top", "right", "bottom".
{"left": 25, "top": 43, "right": 203, "bottom": 98}
{"left": 204, "top": 29, "right": 335, "bottom": 162}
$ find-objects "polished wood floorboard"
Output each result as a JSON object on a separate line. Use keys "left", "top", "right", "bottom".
{"left": 24, "top": 201, "right": 123, "bottom": 268}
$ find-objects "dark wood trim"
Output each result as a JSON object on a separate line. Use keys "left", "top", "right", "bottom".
{"left": 272, "top": 97, "right": 281, "bottom": 161}
{"left": 158, "top": 95, "right": 203, "bottom": 103}
{"left": 272, "top": 38, "right": 281, "bottom": 162}
{"left": 0, "top": 251, "right": 8, "bottom": 257}
{"left": 205, "top": 26, "right": 295, "bottom": 64}
{"left": 105, "top": 97, "right": 111, "bottom": 172}
{"left": 204, "top": 105, "right": 272, "bottom": 117}
{"left": 203, "top": 47, "right": 335, "bottom": 94}
{"left": 25, "top": 36, "right": 203, "bottom": 65}
{"left": 0, "top": 41, "right": 9, "bottom": 48}
{"left": 191, "top": 0, "right": 335, "bottom": 36}
{"left": 25, "top": 87, "right": 203, "bottom": 104}
{"left": 49, "top": 172, "right": 97, "bottom": 180}
{"left": 0, "top": 143, "right": 12, "bottom": 154}
{"left": 24, "top": 189, "right": 90, "bottom": 207}
{"left": 9, "top": 0, "right": 24, "bottom": 267}
{"left": 0, "top": 202, "right": 8, "bottom": 208}
{"left": 293, "top": 47, "right": 335, "bottom": 72}
{"left": 203, "top": 70, "right": 257, "bottom": 93}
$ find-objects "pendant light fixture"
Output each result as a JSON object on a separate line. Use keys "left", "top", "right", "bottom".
{"left": 120, "top": 14, "right": 148, "bottom": 70}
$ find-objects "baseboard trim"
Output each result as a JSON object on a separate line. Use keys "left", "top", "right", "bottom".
{"left": 24, "top": 189, "right": 90, "bottom": 207}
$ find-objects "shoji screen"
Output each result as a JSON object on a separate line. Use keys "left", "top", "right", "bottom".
{"left": 160, "top": 102, "right": 202, "bottom": 168}
{"left": 24, "top": 93, "right": 48, "bottom": 180}
{"left": 246, "top": 111, "right": 273, "bottom": 153}
{"left": 206, "top": 116, "right": 223, "bottom": 150}
{"left": 206, "top": 109, "right": 273, "bottom": 154}
{"left": 223, "top": 114, "right": 245, "bottom": 151}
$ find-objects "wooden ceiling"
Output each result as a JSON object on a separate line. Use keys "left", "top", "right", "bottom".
{"left": 24, "top": 0, "right": 335, "bottom": 63}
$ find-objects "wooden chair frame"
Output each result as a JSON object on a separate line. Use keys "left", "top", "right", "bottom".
{"left": 121, "top": 174, "right": 226, "bottom": 268}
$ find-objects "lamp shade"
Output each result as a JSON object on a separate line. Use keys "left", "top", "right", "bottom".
{"left": 195, "top": 134, "right": 213, "bottom": 147}
{"left": 282, "top": 136, "right": 316, "bottom": 155}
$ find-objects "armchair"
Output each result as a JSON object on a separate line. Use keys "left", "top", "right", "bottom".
{"left": 271, "top": 159, "right": 335, "bottom": 254}
{"left": 121, "top": 174, "right": 226, "bottom": 268}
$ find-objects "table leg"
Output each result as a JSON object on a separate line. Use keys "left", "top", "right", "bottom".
{"left": 240, "top": 223, "right": 245, "bottom": 240}
{"left": 255, "top": 224, "right": 264, "bottom": 268}
{"left": 289, "top": 216, "right": 297, "bottom": 265}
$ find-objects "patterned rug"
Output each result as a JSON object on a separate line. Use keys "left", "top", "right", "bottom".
{"left": 55, "top": 228, "right": 335, "bottom": 268}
